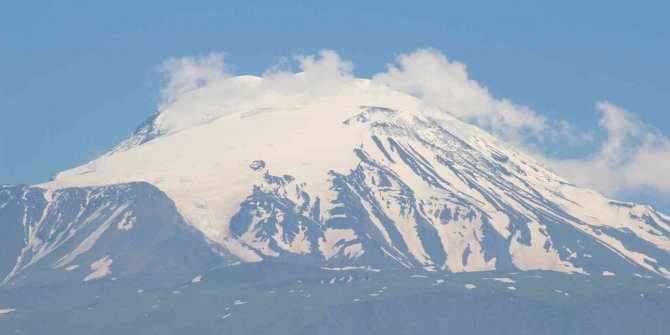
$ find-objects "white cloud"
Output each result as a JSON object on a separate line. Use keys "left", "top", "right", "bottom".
{"left": 157, "top": 52, "right": 228, "bottom": 107}
{"left": 293, "top": 50, "right": 354, "bottom": 81}
{"left": 257, "top": 50, "right": 355, "bottom": 100}
{"left": 372, "top": 48, "right": 547, "bottom": 144}
{"left": 546, "top": 102, "right": 670, "bottom": 195}
{"left": 154, "top": 50, "right": 355, "bottom": 133}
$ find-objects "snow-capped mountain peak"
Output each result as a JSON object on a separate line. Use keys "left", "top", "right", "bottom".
{"left": 27, "top": 74, "right": 670, "bottom": 279}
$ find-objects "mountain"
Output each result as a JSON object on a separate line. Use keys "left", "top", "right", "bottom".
{"left": 0, "top": 182, "right": 224, "bottom": 287}
{"left": 32, "top": 76, "right": 669, "bottom": 280}
{"left": 0, "top": 74, "right": 669, "bottom": 334}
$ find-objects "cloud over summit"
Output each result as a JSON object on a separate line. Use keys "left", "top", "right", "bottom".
{"left": 373, "top": 48, "right": 547, "bottom": 143}
{"left": 158, "top": 52, "right": 228, "bottom": 107}
{"left": 547, "top": 102, "right": 670, "bottom": 195}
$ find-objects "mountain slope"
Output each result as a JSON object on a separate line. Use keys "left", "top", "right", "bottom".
{"left": 1, "top": 263, "right": 669, "bottom": 335}
{"left": 0, "top": 182, "right": 226, "bottom": 287}
{"left": 16, "top": 75, "right": 669, "bottom": 280}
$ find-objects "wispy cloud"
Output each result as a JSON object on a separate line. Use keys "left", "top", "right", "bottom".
{"left": 545, "top": 102, "right": 670, "bottom": 195}
{"left": 372, "top": 48, "right": 547, "bottom": 144}
{"left": 157, "top": 52, "right": 228, "bottom": 107}
{"left": 154, "top": 50, "right": 356, "bottom": 131}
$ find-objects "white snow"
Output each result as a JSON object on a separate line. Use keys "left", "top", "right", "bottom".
{"left": 116, "top": 211, "right": 136, "bottom": 231}
{"left": 343, "top": 243, "right": 365, "bottom": 259}
{"left": 321, "top": 265, "right": 380, "bottom": 272}
{"left": 191, "top": 275, "right": 202, "bottom": 283}
{"left": 82, "top": 256, "right": 113, "bottom": 282}
{"left": 484, "top": 277, "right": 516, "bottom": 284}
{"left": 508, "top": 226, "right": 584, "bottom": 274}
{"left": 318, "top": 228, "right": 358, "bottom": 260}
{"left": 553, "top": 289, "right": 569, "bottom": 296}
{"left": 272, "top": 223, "right": 311, "bottom": 255}
{"left": 56, "top": 205, "right": 128, "bottom": 268}
{"left": 0, "top": 308, "right": 16, "bottom": 315}
{"left": 45, "top": 78, "right": 413, "bottom": 255}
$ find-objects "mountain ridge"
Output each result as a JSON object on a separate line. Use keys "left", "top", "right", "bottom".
{"left": 2, "top": 75, "right": 668, "bottom": 286}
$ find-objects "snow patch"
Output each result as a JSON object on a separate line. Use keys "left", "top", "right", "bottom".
{"left": 318, "top": 228, "right": 358, "bottom": 260}
{"left": 83, "top": 256, "right": 113, "bottom": 282}
{"left": 56, "top": 205, "right": 128, "bottom": 268}
{"left": 321, "top": 265, "right": 380, "bottom": 272}
{"left": 484, "top": 277, "right": 516, "bottom": 283}
{"left": 116, "top": 211, "right": 136, "bottom": 231}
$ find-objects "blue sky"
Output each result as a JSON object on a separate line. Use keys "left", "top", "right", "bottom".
{"left": 1, "top": 1, "right": 669, "bottom": 210}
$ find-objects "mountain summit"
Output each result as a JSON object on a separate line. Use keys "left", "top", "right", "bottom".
{"left": 2, "top": 73, "right": 660, "bottom": 284}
